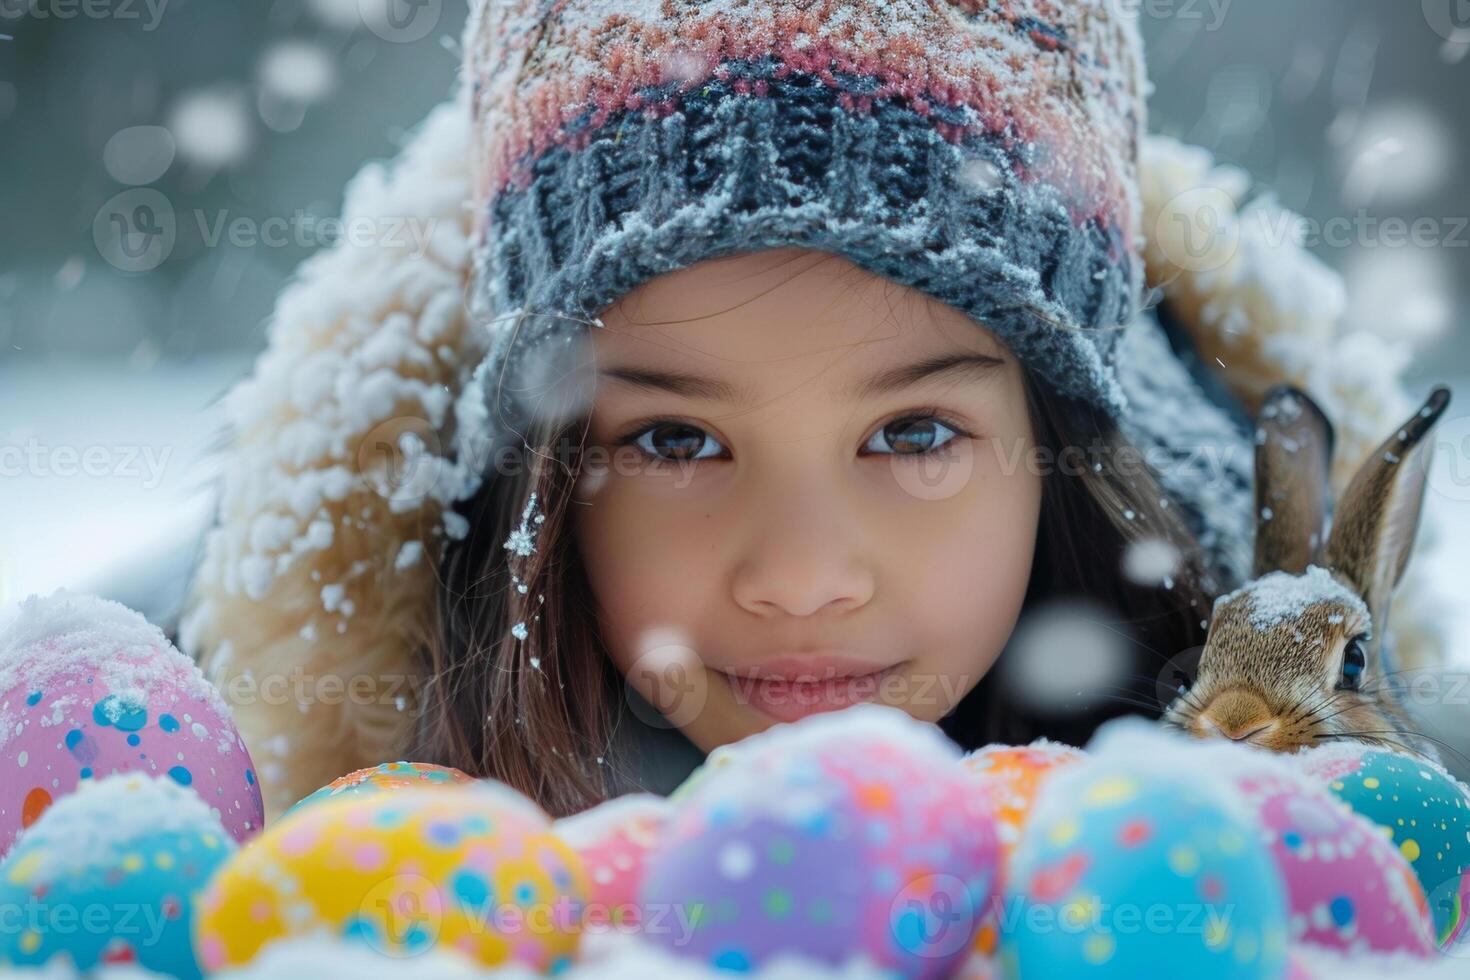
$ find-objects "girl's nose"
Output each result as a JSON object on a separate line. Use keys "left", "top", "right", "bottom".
{"left": 729, "top": 482, "right": 876, "bottom": 619}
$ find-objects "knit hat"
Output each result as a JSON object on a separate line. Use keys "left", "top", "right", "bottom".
{"left": 464, "top": 0, "right": 1149, "bottom": 430}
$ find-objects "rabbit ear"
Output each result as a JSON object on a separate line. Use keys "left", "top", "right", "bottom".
{"left": 1254, "top": 385, "right": 1335, "bottom": 578}
{"left": 1326, "top": 386, "right": 1452, "bottom": 654}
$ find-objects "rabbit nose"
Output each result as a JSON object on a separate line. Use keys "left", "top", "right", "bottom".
{"left": 1199, "top": 690, "right": 1277, "bottom": 742}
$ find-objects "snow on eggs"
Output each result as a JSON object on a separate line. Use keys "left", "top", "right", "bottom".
{"left": 639, "top": 705, "right": 999, "bottom": 979}
{"left": 1296, "top": 744, "right": 1470, "bottom": 948}
{"left": 0, "top": 771, "right": 237, "bottom": 978}
{"left": 193, "top": 780, "right": 588, "bottom": 972}
{"left": 285, "top": 761, "right": 476, "bottom": 817}
{"left": 0, "top": 591, "right": 264, "bottom": 859}
{"left": 962, "top": 740, "right": 1086, "bottom": 858}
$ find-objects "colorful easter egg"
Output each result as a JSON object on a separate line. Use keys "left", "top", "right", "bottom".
{"left": 1002, "top": 764, "right": 1290, "bottom": 978}
{"left": 961, "top": 740, "right": 1085, "bottom": 955}
{"left": 0, "top": 591, "right": 264, "bottom": 859}
{"left": 963, "top": 740, "right": 1086, "bottom": 857}
{"left": 554, "top": 793, "right": 670, "bottom": 931}
{"left": 640, "top": 704, "right": 999, "bottom": 979}
{"left": 1237, "top": 770, "right": 1434, "bottom": 955}
{"left": 0, "top": 772, "right": 237, "bottom": 978}
{"left": 1296, "top": 745, "right": 1470, "bottom": 948}
{"left": 286, "top": 761, "right": 476, "bottom": 816}
{"left": 194, "top": 780, "right": 587, "bottom": 972}
{"left": 667, "top": 740, "right": 748, "bottom": 805}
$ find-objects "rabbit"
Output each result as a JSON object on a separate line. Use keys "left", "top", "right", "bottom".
{"left": 1162, "top": 381, "right": 1453, "bottom": 763}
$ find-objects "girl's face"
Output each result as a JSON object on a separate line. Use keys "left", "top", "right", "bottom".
{"left": 573, "top": 246, "right": 1042, "bottom": 752}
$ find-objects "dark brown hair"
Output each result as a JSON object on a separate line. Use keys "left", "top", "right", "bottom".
{"left": 409, "top": 303, "right": 1217, "bottom": 817}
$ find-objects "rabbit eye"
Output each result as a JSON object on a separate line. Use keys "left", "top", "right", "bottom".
{"left": 1338, "top": 635, "right": 1368, "bottom": 691}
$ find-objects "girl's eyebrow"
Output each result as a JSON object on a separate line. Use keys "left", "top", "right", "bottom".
{"left": 598, "top": 351, "right": 1006, "bottom": 404}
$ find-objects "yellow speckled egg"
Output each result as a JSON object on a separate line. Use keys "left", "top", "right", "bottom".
{"left": 193, "top": 781, "right": 587, "bottom": 973}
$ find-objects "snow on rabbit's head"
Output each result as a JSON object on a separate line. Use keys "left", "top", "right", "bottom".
{"left": 1163, "top": 383, "right": 1452, "bottom": 761}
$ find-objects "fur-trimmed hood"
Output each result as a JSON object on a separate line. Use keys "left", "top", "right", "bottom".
{"left": 180, "top": 88, "right": 1448, "bottom": 824}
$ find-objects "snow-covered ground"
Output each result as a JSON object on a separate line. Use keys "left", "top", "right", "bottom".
{"left": 0, "top": 355, "right": 252, "bottom": 627}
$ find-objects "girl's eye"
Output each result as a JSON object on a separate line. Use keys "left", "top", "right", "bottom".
{"left": 863, "top": 415, "right": 966, "bottom": 456}
{"left": 1338, "top": 635, "right": 1368, "bottom": 691}
{"left": 631, "top": 422, "right": 727, "bottom": 461}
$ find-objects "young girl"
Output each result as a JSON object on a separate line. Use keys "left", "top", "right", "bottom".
{"left": 181, "top": 1, "right": 1430, "bottom": 823}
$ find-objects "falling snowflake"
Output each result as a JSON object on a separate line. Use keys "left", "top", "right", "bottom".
{"left": 503, "top": 492, "right": 541, "bottom": 557}
{"left": 1123, "top": 537, "right": 1183, "bottom": 587}
{"left": 168, "top": 86, "right": 253, "bottom": 170}
{"left": 258, "top": 40, "right": 337, "bottom": 105}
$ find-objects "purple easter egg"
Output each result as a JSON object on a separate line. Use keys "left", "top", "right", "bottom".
{"left": 0, "top": 591, "right": 264, "bottom": 859}
{"left": 639, "top": 705, "right": 999, "bottom": 979}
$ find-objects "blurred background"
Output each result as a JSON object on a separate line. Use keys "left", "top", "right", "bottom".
{"left": 1, "top": 1, "right": 1468, "bottom": 647}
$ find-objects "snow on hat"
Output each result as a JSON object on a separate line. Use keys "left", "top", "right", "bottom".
{"left": 463, "top": 0, "right": 1148, "bottom": 429}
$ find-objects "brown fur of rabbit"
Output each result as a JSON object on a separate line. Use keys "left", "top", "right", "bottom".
{"left": 1162, "top": 383, "right": 1452, "bottom": 762}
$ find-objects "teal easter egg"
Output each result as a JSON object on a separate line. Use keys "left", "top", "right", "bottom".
{"left": 1298, "top": 746, "right": 1470, "bottom": 948}
{"left": 0, "top": 771, "right": 236, "bottom": 978}
{"left": 283, "top": 761, "right": 476, "bottom": 818}
{"left": 1002, "top": 767, "right": 1290, "bottom": 978}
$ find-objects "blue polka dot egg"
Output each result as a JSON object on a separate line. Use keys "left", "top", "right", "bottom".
{"left": 1297, "top": 744, "right": 1470, "bottom": 949}
{"left": 1002, "top": 763, "right": 1289, "bottom": 978}
{"left": 0, "top": 771, "right": 237, "bottom": 978}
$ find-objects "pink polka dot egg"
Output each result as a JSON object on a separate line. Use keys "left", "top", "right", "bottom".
{"left": 0, "top": 591, "right": 264, "bottom": 860}
{"left": 1295, "top": 743, "right": 1470, "bottom": 949}
{"left": 554, "top": 792, "right": 671, "bottom": 931}
{"left": 1237, "top": 769, "right": 1435, "bottom": 955}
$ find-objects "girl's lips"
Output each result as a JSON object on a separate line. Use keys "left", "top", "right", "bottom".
{"left": 715, "top": 656, "right": 905, "bottom": 724}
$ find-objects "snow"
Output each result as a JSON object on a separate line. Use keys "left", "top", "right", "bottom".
{"left": 0, "top": 589, "right": 237, "bottom": 758}
{"left": 163, "top": 930, "right": 905, "bottom": 980}
{"left": 5, "top": 770, "right": 229, "bottom": 886}
{"left": 0, "top": 354, "right": 246, "bottom": 617}
{"left": 553, "top": 791, "right": 670, "bottom": 848}
{"left": 168, "top": 86, "right": 254, "bottom": 171}
{"left": 502, "top": 492, "right": 541, "bottom": 558}
{"left": 258, "top": 40, "right": 338, "bottom": 105}
{"left": 1215, "top": 565, "right": 1370, "bottom": 632}
{"left": 394, "top": 540, "right": 424, "bottom": 571}
{"left": 1000, "top": 601, "right": 1129, "bottom": 714}
{"left": 1122, "top": 536, "right": 1183, "bottom": 587}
